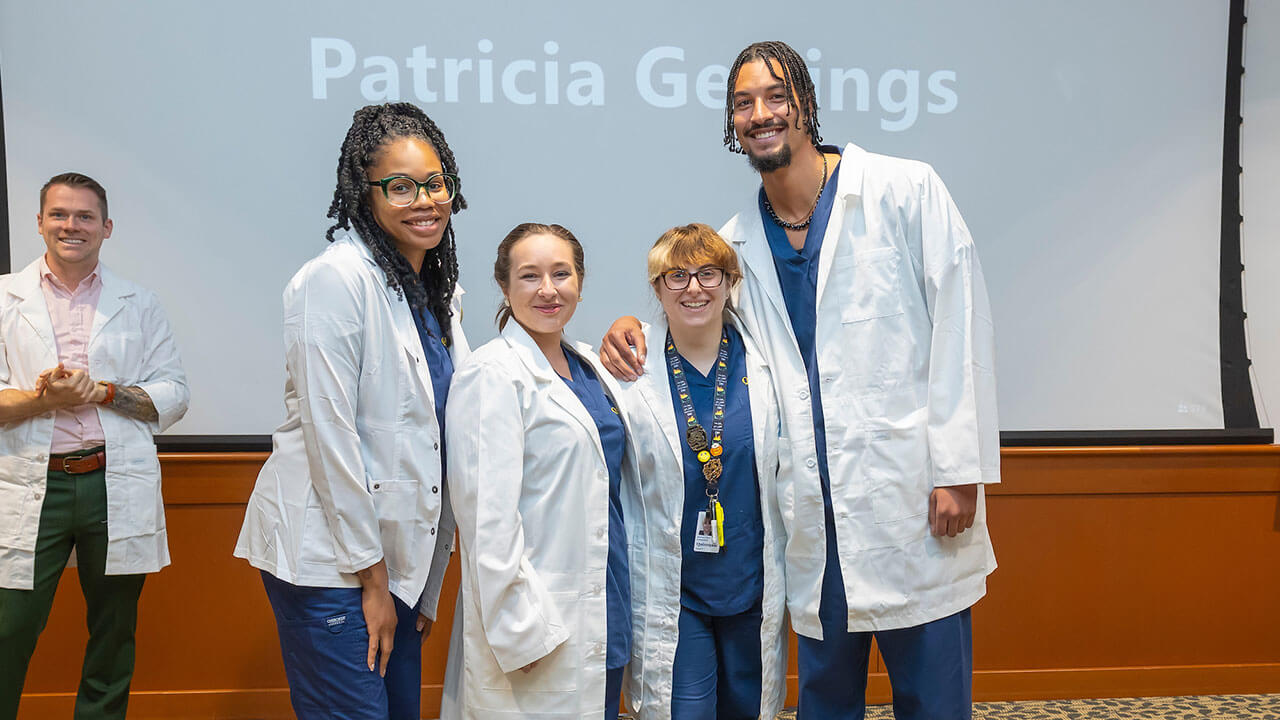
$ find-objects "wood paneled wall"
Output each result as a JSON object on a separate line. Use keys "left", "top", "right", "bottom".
{"left": 16, "top": 446, "right": 1280, "bottom": 718}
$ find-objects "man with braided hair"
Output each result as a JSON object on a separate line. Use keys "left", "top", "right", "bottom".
{"left": 0, "top": 172, "right": 188, "bottom": 719}
{"left": 236, "top": 102, "right": 470, "bottom": 720}
{"left": 604, "top": 41, "right": 999, "bottom": 719}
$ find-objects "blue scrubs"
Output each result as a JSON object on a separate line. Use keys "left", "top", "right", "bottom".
{"left": 763, "top": 147, "right": 972, "bottom": 720}
{"left": 561, "top": 349, "right": 630, "bottom": 719}
{"left": 261, "top": 572, "right": 424, "bottom": 720}
{"left": 412, "top": 306, "right": 454, "bottom": 475}
{"left": 665, "top": 326, "right": 764, "bottom": 720}
{"left": 262, "top": 303, "right": 454, "bottom": 720}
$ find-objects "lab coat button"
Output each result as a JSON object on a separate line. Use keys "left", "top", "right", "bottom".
{"left": 433, "top": 442, "right": 439, "bottom": 450}
{"left": 432, "top": 486, "right": 439, "bottom": 494}
{"left": 806, "top": 459, "right": 816, "bottom": 469}
{"left": 798, "top": 390, "right": 809, "bottom": 400}
{"left": 33, "top": 492, "right": 42, "bottom": 500}
{"left": 373, "top": 483, "right": 381, "bottom": 489}
{"left": 596, "top": 527, "right": 605, "bottom": 538}
{"left": 430, "top": 527, "right": 436, "bottom": 535}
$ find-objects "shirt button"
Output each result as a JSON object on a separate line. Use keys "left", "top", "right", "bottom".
{"left": 430, "top": 527, "right": 436, "bottom": 535}
{"left": 806, "top": 459, "right": 817, "bottom": 469}
{"left": 373, "top": 483, "right": 381, "bottom": 489}
{"left": 433, "top": 442, "right": 439, "bottom": 450}
{"left": 799, "top": 390, "right": 809, "bottom": 400}
{"left": 33, "top": 492, "right": 42, "bottom": 500}
{"left": 596, "top": 528, "right": 605, "bottom": 538}
{"left": 432, "top": 486, "right": 439, "bottom": 494}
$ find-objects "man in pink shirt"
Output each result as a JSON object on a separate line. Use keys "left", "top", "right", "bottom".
{"left": 0, "top": 173, "right": 188, "bottom": 720}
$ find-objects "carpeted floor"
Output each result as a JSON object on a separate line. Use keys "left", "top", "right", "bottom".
{"left": 772, "top": 694, "right": 1280, "bottom": 719}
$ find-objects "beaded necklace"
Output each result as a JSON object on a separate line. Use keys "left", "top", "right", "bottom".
{"left": 762, "top": 152, "right": 829, "bottom": 231}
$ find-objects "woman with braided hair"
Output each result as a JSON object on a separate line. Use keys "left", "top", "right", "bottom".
{"left": 235, "top": 102, "right": 470, "bottom": 720}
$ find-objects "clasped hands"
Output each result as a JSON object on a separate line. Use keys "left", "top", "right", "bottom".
{"left": 34, "top": 363, "right": 108, "bottom": 407}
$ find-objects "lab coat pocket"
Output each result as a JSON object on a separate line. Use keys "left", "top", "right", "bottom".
{"left": 839, "top": 248, "right": 904, "bottom": 323}
{"left": 118, "top": 456, "right": 162, "bottom": 537}
{"left": 96, "top": 329, "right": 144, "bottom": 381}
{"left": 867, "top": 469, "right": 930, "bottom": 544}
{"left": 0, "top": 457, "right": 33, "bottom": 547}
{"left": 510, "top": 595, "right": 580, "bottom": 693}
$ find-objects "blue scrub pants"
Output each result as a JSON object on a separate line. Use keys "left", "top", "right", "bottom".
{"left": 670, "top": 603, "right": 763, "bottom": 720}
{"left": 261, "top": 571, "right": 423, "bottom": 720}
{"left": 605, "top": 665, "right": 624, "bottom": 720}
{"left": 795, "top": 511, "right": 973, "bottom": 720}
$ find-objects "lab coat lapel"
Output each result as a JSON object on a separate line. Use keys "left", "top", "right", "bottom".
{"left": 10, "top": 260, "right": 56, "bottom": 357}
{"left": 730, "top": 200, "right": 791, "bottom": 331}
{"left": 633, "top": 319, "right": 683, "bottom": 467}
{"left": 346, "top": 232, "right": 435, "bottom": 403}
{"left": 735, "top": 316, "right": 774, "bottom": 470}
{"left": 814, "top": 143, "right": 865, "bottom": 307}
{"left": 448, "top": 284, "right": 470, "bottom": 364}
{"left": 90, "top": 265, "right": 132, "bottom": 347}
{"left": 501, "top": 323, "right": 605, "bottom": 465}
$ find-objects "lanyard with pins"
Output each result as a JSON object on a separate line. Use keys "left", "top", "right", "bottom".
{"left": 665, "top": 327, "right": 730, "bottom": 547}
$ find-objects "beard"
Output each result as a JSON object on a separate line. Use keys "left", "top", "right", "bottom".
{"left": 746, "top": 140, "right": 792, "bottom": 173}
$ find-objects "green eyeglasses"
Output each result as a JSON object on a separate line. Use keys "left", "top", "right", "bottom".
{"left": 367, "top": 173, "right": 459, "bottom": 207}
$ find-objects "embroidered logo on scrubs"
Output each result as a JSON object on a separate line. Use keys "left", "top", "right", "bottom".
{"left": 741, "top": 376, "right": 749, "bottom": 386}
{"left": 325, "top": 614, "right": 348, "bottom": 633}
{"left": 611, "top": 406, "right": 619, "bottom": 414}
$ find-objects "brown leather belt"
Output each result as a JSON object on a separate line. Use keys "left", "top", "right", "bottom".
{"left": 49, "top": 450, "right": 106, "bottom": 474}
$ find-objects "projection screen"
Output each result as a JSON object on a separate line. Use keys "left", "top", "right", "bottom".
{"left": 0, "top": 0, "right": 1232, "bottom": 436}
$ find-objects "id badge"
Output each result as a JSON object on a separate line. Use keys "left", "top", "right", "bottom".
{"left": 693, "top": 510, "right": 720, "bottom": 553}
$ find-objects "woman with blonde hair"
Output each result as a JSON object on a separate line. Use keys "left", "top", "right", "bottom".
{"left": 623, "top": 224, "right": 787, "bottom": 719}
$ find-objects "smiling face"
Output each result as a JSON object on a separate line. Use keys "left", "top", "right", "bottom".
{"left": 731, "top": 58, "right": 810, "bottom": 173}
{"left": 38, "top": 184, "right": 112, "bottom": 278}
{"left": 656, "top": 263, "right": 729, "bottom": 337}
{"left": 503, "top": 232, "right": 582, "bottom": 347}
{"left": 366, "top": 136, "right": 451, "bottom": 271}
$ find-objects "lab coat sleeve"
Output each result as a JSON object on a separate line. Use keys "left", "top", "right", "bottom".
{"left": 446, "top": 359, "right": 569, "bottom": 674}
{"left": 918, "top": 167, "right": 1001, "bottom": 486}
{"left": 285, "top": 261, "right": 383, "bottom": 574}
{"left": 132, "top": 290, "right": 189, "bottom": 433}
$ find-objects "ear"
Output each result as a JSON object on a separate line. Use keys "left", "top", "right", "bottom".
{"left": 103, "top": 218, "right": 113, "bottom": 239}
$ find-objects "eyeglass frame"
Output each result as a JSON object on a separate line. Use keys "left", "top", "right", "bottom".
{"left": 659, "top": 265, "right": 727, "bottom": 291}
{"left": 366, "top": 173, "right": 459, "bottom": 207}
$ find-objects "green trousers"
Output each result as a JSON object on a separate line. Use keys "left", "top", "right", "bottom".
{"left": 0, "top": 461, "right": 146, "bottom": 720}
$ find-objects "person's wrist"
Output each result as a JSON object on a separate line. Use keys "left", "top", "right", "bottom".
{"left": 96, "top": 381, "right": 115, "bottom": 405}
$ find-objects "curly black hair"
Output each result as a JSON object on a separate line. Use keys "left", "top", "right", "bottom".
{"left": 326, "top": 102, "right": 467, "bottom": 342}
{"left": 723, "top": 41, "right": 822, "bottom": 153}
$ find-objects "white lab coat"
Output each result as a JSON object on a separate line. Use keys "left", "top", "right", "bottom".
{"left": 442, "top": 322, "right": 643, "bottom": 720}
{"left": 620, "top": 316, "right": 787, "bottom": 720}
{"left": 234, "top": 231, "right": 468, "bottom": 615}
{"left": 720, "top": 142, "right": 1000, "bottom": 638}
{"left": 0, "top": 259, "right": 188, "bottom": 589}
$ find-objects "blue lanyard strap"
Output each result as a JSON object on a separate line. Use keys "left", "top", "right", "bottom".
{"left": 665, "top": 328, "right": 730, "bottom": 506}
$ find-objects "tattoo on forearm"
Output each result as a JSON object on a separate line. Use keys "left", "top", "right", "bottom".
{"left": 109, "top": 385, "right": 160, "bottom": 422}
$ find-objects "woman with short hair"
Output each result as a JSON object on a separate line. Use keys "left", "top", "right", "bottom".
{"left": 624, "top": 223, "right": 787, "bottom": 720}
